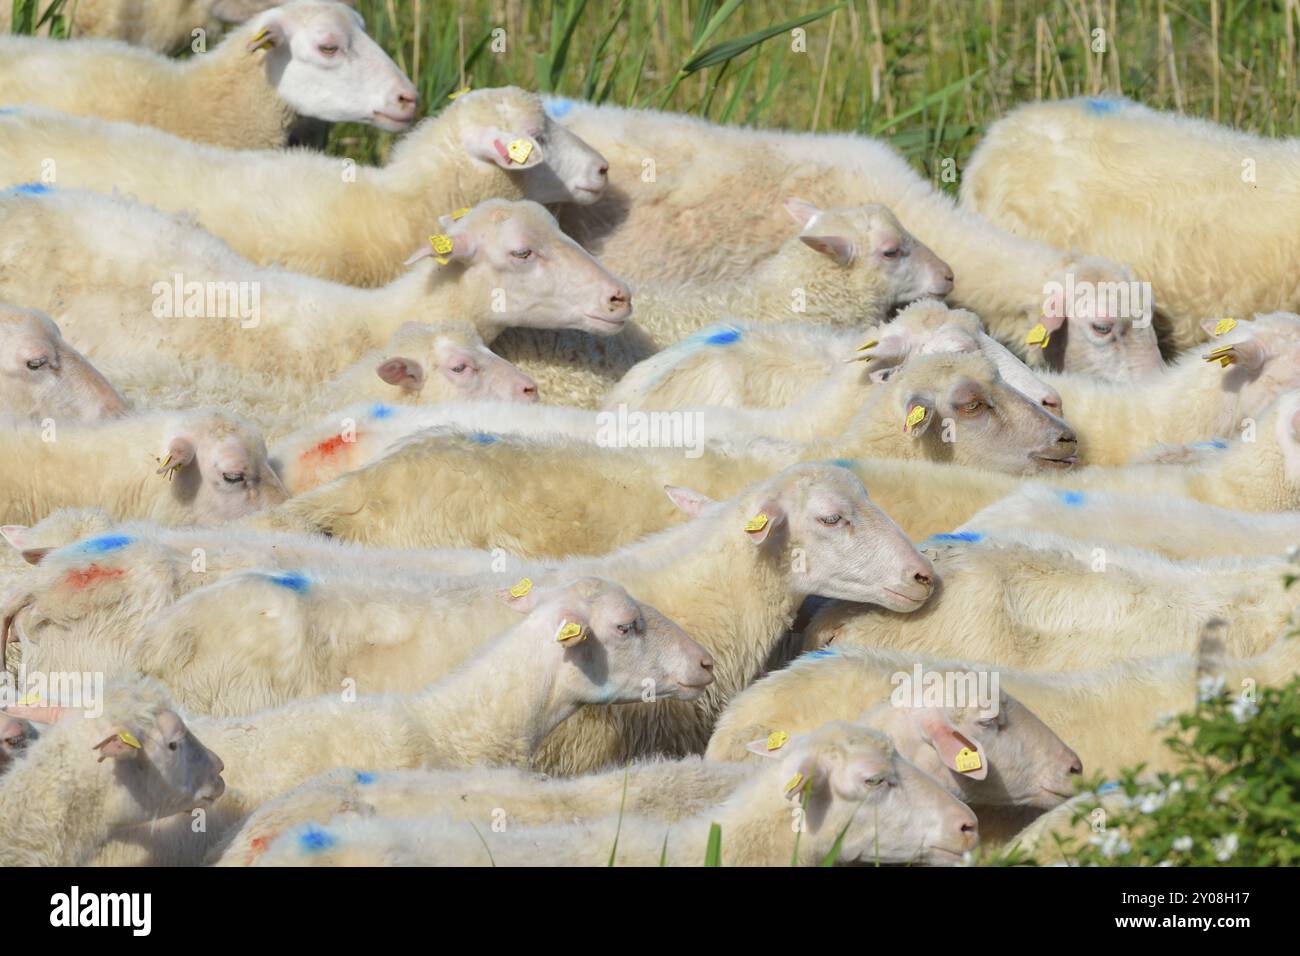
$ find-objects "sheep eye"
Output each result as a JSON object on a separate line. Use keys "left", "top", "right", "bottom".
{"left": 319, "top": 44, "right": 339, "bottom": 56}
{"left": 864, "top": 775, "right": 886, "bottom": 788}
{"left": 168, "top": 741, "right": 179, "bottom": 752}
{"left": 978, "top": 717, "right": 998, "bottom": 729}
{"left": 450, "top": 363, "right": 469, "bottom": 374}
{"left": 880, "top": 247, "right": 902, "bottom": 260}
{"left": 818, "top": 514, "right": 842, "bottom": 526}
{"left": 221, "top": 472, "right": 245, "bottom": 484}
{"left": 510, "top": 249, "right": 533, "bottom": 260}
{"left": 25, "top": 358, "right": 47, "bottom": 370}
{"left": 1091, "top": 322, "right": 1114, "bottom": 336}
{"left": 616, "top": 620, "right": 638, "bottom": 636}
{"left": 961, "top": 400, "right": 983, "bottom": 413}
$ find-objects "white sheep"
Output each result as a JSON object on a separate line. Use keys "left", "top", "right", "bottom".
{"left": 804, "top": 529, "right": 1296, "bottom": 671}
{"left": 2, "top": 0, "right": 292, "bottom": 53}
{"left": 0, "top": 1, "right": 414, "bottom": 149}
{"left": 0, "top": 408, "right": 287, "bottom": 528}
{"left": 0, "top": 676, "right": 225, "bottom": 865}
{"left": 88, "top": 577, "right": 714, "bottom": 866}
{"left": 546, "top": 97, "right": 1162, "bottom": 380}
{"left": 264, "top": 352, "right": 1079, "bottom": 555}
{"left": 491, "top": 200, "right": 954, "bottom": 407}
{"left": 606, "top": 297, "right": 1063, "bottom": 415}
{"left": 0, "top": 712, "right": 36, "bottom": 775}
{"left": 0, "top": 189, "right": 626, "bottom": 385}
{"left": 961, "top": 96, "right": 1300, "bottom": 352}
{"left": 1044, "top": 312, "right": 1300, "bottom": 464}
{"left": 708, "top": 627, "right": 1300, "bottom": 790}
{"left": 960, "top": 483, "right": 1300, "bottom": 561}
{"left": 217, "top": 689, "right": 1079, "bottom": 865}
{"left": 249, "top": 722, "right": 979, "bottom": 867}
{"left": 0, "top": 303, "right": 128, "bottom": 424}
{"left": 0, "top": 86, "right": 609, "bottom": 286}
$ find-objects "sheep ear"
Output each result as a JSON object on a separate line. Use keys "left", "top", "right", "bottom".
{"left": 1039, "top": 292, "right": 1068, "bottom": 333}
{"left": 497, "top": 578, "right": 539, "bottom": 613}
{"left": 799, "top": 234, "right": 855, "bottom": 267}
{"left": 158, "top": 436, "right": 196, "bottom": 477}
{"left": 902, "top": 396, "right": 936, "bottom": 437}
{"left": 743, "top": 500, "right": 786, "bottom": 545}
{"left": 1224, "top": 337, "right": 1267, "bottom": 371}
{"left": 0, "top": 525, "right": 29, "bottom": 551}
{"left": 376, "top": 356, "right": 425, "bottom": 391}
{"left": 4, "top": 704, "right": 65, "bottom": 724}
{"left": 664, "top": 485, "right": 713, "bottom": 517}
{"left": 404, "top": 231, "right": 474, "bottom": 267}
{"left": 93, "top": 730, "right": 144, "bottom": 763}
{"left": 783, "top": 198, "right": 822, "bottom": 228}
{"left": 553, "top": 611, "right": 590, "bottom": 647}
{"left": 463, "top": 128, "right": 544, "bottom": 170}
{"left": 844, "top": 333, "right": 908, "bottom": 367}
{"left": 744, "top": 731, "right": 802, "bottom": 759}
{"left": 914, "top": 708, "right": 987, "bottom": 781}
{"left": 245, "top": 15, "right": 285, "bottom": 53}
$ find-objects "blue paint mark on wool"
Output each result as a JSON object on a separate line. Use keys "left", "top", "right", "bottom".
{"left": 470, "top": 432, "right": 498, "bottom": 445}
{"left": 827, "top": 458, "right": 856, "bottom": 470}
{"left": 1058, "top": 490, "right": 1086, "bottom": 507}
{"left": 369, "top": 403, "right": 397, "bottom": 419}
{"left": 265, "top": 572, "right": 310, "bottom": 593}
{"left": 803, "top": 648, "right": 839, "bottom": 659}
{"left": 75, "top": 534, "right": 134, "bottom": 554}
{"left": 1083, "top": 97, "right": 1121, "bottom": 114}
{"left": 355, "top": 771, "right": 376, "bottom": 785}
{"left": 927, "top": 531, "right": 983, "bottom": 543}
{"left": 544, "top": 97, "right": 575, "bottom": 120}
{"left": 298, "top": 826, "right": 337, "bottom": 854}
{"left": 6, "top": 182, "right": 51, "bottom": 196}
{"left": 1193, "top": 439, "right": 1228, "bottom": 450}
{"left": 702, "top": 327, "right": 741, "bottom": 346}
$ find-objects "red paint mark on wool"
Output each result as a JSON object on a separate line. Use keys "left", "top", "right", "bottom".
{"left": 302, "top": 432, "right": 354, "bottom": 462}
{"left": 64, "top": 564, "right": 127, "bottom": 590}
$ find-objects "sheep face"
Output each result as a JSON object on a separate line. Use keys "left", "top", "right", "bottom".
{"left": 157, "top": 411, "right": 290, "bottom": 522}
{"left": 372, "top": 322, "right": 538, "bottom": 403}
{"left": 506, "top": 578, "right": 715, "bottom": 705}
{"left": 1201, "top": 312, "right": 1300, "bottom": 427}
{"left": 784, "top": 200, "right": 955, "bottom": 310}
{"left": 412, "top": 199, "right": 632, "bottom": 336}
{"left": 452, "top": 88, "right": 609, "bottom": 204}
{"left": 751, "top": 722, "right": 979, "bottom": 865}
{"left": 883, "top": 351, "right": 1078, "bottom": 474}
{"left": 250, "top": 1, "right": 417, "bottom": 131}
{"left": 89, "top": 706, "right": 226, "bottom": 821}
{"left": 0, "top": 306, "right": 129, "bottom": 424}
{"left": 0, "top": 714, "right": 35, "bottom": 775}
{"left": 1040, "top": 255, "right": 1163, "bottom": 382}
{"left": 744, "top": 463, "right": 935, "bottom": 611}
{"left": 890, "top": 697, "right": 1082, "bottom": 810}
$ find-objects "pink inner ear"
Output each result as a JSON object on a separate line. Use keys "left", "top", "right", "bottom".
{"left": 664, "top": 485, "right": 713, "bottom": 517}
{"left": 492, "top": 139, "right": 511, "bottom": 163}
{"left": 377, "top": 357, "right": 423, "bottom": 389}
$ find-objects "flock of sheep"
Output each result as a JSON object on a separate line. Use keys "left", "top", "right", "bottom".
{"left": 1, "top": 0, "right": 1297, "bottom": 868}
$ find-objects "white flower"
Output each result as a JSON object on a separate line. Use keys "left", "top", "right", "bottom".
{"left": 1197, "top": 675, "right": 1226, "bottom": 702}
{"left": 1228, "top": 694, "right": 1259, "bottom": 724}
{"left": 1089, "top": 830, "right": 1131, "bottom": 858}
{"left": 1156, "top": 860, "right": 1173, "bottom": 867}
{"left": 1138, "top": 791, "right": 1166, "bottom": 814}
{"left": 1167, "top": 781, "right": 1183, "bottom": 796}
{"left": 1212, "top": 833, "right": 1239, "bottom": 862}
{"left": 1172, "top": 836, "right": 1193, "bottom": 852}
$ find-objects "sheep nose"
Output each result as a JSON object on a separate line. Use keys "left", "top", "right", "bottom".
{"left": 1058, "top": 428, "right": 1078, "bottom": 447}
{"left": 1068, "top": 756, "right": 1083, "bottom": 775}
{"left": 700, "top": 656, "right": 714, "bottom": 672}
{"left": 597, "top": 163, "right": 609, "bottom": 178}
{"left": 517, "top": 380, "right": 539, "bottom": 402}
{"left": 607, "top": 285, "right": 632, "bottom": 314}
{"left": 913, "top": 570, "right": 932, "bottom": 587}
{"left": 1042, "top": 395, "right": 1063, "bottom": 413}
{"left": 397, "top": 90, "right": 417, "bottom": 108}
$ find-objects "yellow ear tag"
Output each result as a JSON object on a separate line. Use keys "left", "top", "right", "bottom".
{"left": 555, "top": 621, "right": 585, "bottom": 644}
{"left": 955, "top": 747, "right": 981, "bottom": 773}
{"left": 744, "top": 513, "right": 769, "bottom": 533}
{"left": 429, "top": 234, "right": 454, "bottom": 256}
{"left": 765, "top": 730, "right": 789, "bottom": 752}
{"left": 448, "top": 87, "right": 471, "bottom": 100}
{"left": 507, "top": 138, "right": 534, "bottom": 164}
{"left": 1213, "top": 317, "right": 1237, "bottom": 336}
{"left": 856, "top": 338, "right": 879, "bottom": 353}
{"left": 509, "top": 577, "right": 533, "bottom": 598}
{"left": 1205, "top": 344, "right": 1236, "bottom": 368}
{"left": 17, "top": 692, "right": 42, "bottom": 706}
{"left": 156, "top": 453, "right": 176, "bottom": 481}
{"left": 118, "top": 731, "right": 143, "bottom": 750}
{"left": 250, "top": 27, "right": 274, "bottom": 52}
{"left": 904, "top": 404, "right": 927, "bottom": 432}
{"left": 449, "top": 207, "right": 471, "bottom": 221}
{"left": 1025, "top": 322, "right": 1051, "bottom": 349}
{"left": 784, "top": 771, "right": 805, "bottom": 796}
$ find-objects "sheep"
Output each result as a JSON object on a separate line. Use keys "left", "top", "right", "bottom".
{"left": 0, "top": 407, "right": 287, "bottom": 528}
{"left": 960, "top": 96, "right": 1300, "bottom": 352}
{"left": 0, "top": 675, "right": 225, "bottom": 866}
{"left": 490, "top": 200, "right": 954, "bottom": 407}
{"left": 0, "top": 1, "right": 414, "bottom": 150}
{"left": 606, "top": 297, "right": 1064, "bottom": 415}
{"left": 273, "top": 347, "right": 1077, "bottom": 498}
{"left": 0, "top": 303, "right": 128, "bottom": 424}
{"left": 1044, "top": 312, "right": 1300, "bottom": 465}
{"left": 89, "top": 577, "right": 715, "bottom": 866}
{"left": 2, "top": 0, "right": 293, "bottom": 53}
{"left": 0, "top": 189, "right": 628, "bottom": 384}
{"left": 249, "top": 722, "right": 979, "bottom": 867}
{"left": 545, "top": 97, "right": 1162, "bottom": 380}
{"left": 802, "top": 530, "right": 1296, "bottom": 671}
{"left": 108, "top": 320, "right": 538, "bottom": 447}
{"left": 707, "top": 627, "right": 1300, "bottom": 793}
{"left": 0, "top": 713, "right": 36, "bottom": 775}
{"left": 261, "top": 353, "right": 1079, "bottom": 555}
{"left": 960, "top": 483, "right": 1300, "bottom": 561}
{"left": 215, "top": 688, "right": 1078, "bottom": 866}
{"left": 0, "top": 86, "right": 609, "bottom": 286}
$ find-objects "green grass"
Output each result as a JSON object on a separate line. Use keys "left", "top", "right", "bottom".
{"left": 332, "top": 0, "right": 1300, "bottom": 189}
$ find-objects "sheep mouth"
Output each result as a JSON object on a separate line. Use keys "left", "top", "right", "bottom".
{"left": 372, "top": 109, "right": 416, "bottom": 130}
{"left": 584, "top": 313, "right": 628, "bottom": 329}
{"left": 881, "top": 587, "right": 929, "bottom": 609}
{"left": 925, "top": 845, "right": 967, "bottom": 863}
{"left": 1031, "top": 454, "right": 1078, "bottom": 469}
